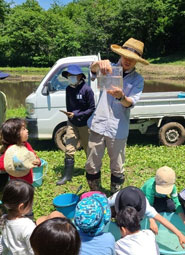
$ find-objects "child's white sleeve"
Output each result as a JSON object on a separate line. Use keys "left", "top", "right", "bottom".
{"left": 108, "top": 191, "right": 119, "bottom": 207}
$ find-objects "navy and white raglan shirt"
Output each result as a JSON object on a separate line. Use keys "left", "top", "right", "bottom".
{"left": 66, "top": 81, "right": 95, "bottom": 127}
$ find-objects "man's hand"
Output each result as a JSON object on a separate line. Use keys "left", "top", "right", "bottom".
{"left": 107, "top": 86, "right": 124, "bottom": 99}
{"left": 91, "top": 60, "right": 112, "bottom": 75}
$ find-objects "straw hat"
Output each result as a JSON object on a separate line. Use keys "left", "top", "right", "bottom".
{"left": 4, "top": 145, "right": 36, "bottom": 177}
{"left": 155, "top": 166, "right": 176, "bottom": 195}
{"left": 111, "top": 38, "right": 149, "bottom": 65}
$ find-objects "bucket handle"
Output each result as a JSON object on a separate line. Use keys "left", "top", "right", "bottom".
{"left": 42, "top": 160, "right": 48, "bottom": 177}
{"left": 33, "top": 161, "right": 48, "bottom": 183}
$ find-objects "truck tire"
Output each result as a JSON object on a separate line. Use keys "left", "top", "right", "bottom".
{"left": 54, "top": 126, "right": 67, "bottom": 151}
{"left": 159, "top": 122, "right": 185, "bottom": 146}
{"left": 54, "top": 126, "right": 81, "bottom": 151}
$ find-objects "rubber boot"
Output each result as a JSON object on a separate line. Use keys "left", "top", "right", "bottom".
{"left": 86, "top": 172, "right": 101, "bottom": 191}
{"left": 110, "top": 174, "right": 125, "bottom": 195}
{"left": 56, "top": 158, "right": 74, "bottom": 185}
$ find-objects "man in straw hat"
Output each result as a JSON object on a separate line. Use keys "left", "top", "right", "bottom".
{"left": 85, "top": 38, "right": 149, "bottom": 193}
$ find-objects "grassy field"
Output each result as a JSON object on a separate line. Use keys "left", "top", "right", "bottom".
{"left": 5, "top": 107, "right": 185, "bottom": 220}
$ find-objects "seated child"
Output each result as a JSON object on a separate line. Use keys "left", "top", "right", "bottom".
{"left": 74, "top": 193, "right": 115, "bottom": 255}
{"left": 30, "top": 217, "right": 81, "bottom": 255}
{"left": 141, "top": 166, "right": 185, "bottom": 224}
{"left": 108, "top": 186, "right": 185, "bottom": 247}
{"left": 0, "top": 179, "right": 64, "bottom": 255}
{"left": 115, "top": 206, "right": 160, "bottom": 255}
{"left": 0, "top": 118, "right": 41, "bottom": 185}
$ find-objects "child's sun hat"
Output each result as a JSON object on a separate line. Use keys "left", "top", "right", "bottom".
{"left": 115, "top": 186, "right": 146, "bottom": 220}
{"left": 155, "top": 166, "right": 176, "bottom": 195}
{"left": 4, "top": 145, "right": 37, "bottom": 177}
{"left": 74, "top": 193, "right": 111, "bottom": 236}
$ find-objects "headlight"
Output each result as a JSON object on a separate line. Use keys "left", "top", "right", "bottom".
{"left": 26, "top": 103, "right": 35, "bottom": 115}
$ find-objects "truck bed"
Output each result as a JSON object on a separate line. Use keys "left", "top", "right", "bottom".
{"left": 130, "top": 91, "right": 185, "bottom": 119}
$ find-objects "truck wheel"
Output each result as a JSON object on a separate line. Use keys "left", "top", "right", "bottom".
{"left": 54, "top": 126, "right": 67, "bottom": 151}
{"left": 54, "top": 126, "right": 81, "bottom": 151}
{"left": 159, "top": 122, "right": 185, "bottom": 146}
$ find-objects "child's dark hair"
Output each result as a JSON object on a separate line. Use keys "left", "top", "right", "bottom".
{"left": 0, "top": 118, "right": 26, "bottom": 147}
{"left": 116, "top": 206, "right": 141, "bottom": 233}
{"left": 30, "top": 217, "right": 81, "bottom": 255}
{"left": 2, "top": 179, "right": 34, "bottom": 213}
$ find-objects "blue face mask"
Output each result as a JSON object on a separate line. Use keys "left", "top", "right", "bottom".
{"left": 68, "top": 76, "right": 78, "bottom": 86}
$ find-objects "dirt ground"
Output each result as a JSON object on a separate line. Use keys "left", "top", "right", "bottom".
{"left": 138, "top": 63, "right": 185, "bottom": 86}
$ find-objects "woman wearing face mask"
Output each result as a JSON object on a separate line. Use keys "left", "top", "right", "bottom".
{"left": 57, "top": 65, "right": 95, "bottom": 185}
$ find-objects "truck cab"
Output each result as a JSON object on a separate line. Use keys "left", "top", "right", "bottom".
{"left": 25, "top": 55, "right": 100, "bottom": 150}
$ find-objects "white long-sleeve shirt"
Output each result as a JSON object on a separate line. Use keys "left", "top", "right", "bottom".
{"left": 2, "top": 216, "right": 35, "bottom": 255}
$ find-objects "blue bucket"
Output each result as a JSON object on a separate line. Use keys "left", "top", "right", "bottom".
{"left": 53, "top": 193, "right": 79, "bottom": 219}
{"left": 178, "top": 92, "right": 185, "bottom": 98}
{"left": 33, "top": 159, "right": 47, "bottom": 188}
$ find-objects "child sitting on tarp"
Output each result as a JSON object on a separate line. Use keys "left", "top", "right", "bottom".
{"left": 74, "top": 193, "right": 115, "bottom": 255}
{"left": 141, "top": 166, "right": 185, "bottom": 227}
{"left": 115, "top": 206, "right": 160, "bottom": 255}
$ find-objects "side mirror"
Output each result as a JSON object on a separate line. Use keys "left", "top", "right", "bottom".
{"left": 42, "top": 81, "right": 51, "bottom": 96}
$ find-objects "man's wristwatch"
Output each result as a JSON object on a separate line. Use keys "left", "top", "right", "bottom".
{"left": 117, "top": 94, "right": 125, "bottom": 102}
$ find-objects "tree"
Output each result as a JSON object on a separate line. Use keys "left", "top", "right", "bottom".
{"left": 1, "top": 1, "right": 50, "bottom": 66}
{"left": 0, "top": 0, "right": 10, "bottom": 23}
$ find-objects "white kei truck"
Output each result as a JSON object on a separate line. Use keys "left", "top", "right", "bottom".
{"left": 25, "top": 55, "right": 185, "bottom": 150}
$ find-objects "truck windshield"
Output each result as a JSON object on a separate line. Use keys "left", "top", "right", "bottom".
{"left": 49, "top": 65, "right": 90, "bottom": 91}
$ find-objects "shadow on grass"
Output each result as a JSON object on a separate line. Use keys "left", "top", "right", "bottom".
{"left": 127, "top": 132, "right": 158, "bottom": 146}
{"left": 28, "top": 138, "right": 58, "bottom": 151}
{"left": 29, "top": 133, "right": 159, "bottom": 152}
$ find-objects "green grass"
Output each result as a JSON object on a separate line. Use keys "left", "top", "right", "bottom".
{"left": 0, "top": 67, "right": 49, "bottom": 75}
{"left": 149, "top": 52, "right": 185, "bottom": 65}
{"left": 4, "top": 107, "right": 185, "bottom": 220}
{"left": 6, "top": 107, "right": 26, "bottom": 119}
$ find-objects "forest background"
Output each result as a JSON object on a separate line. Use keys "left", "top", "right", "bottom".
{"left": 0, "top": 0, "right": 185, "bottom": 67}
